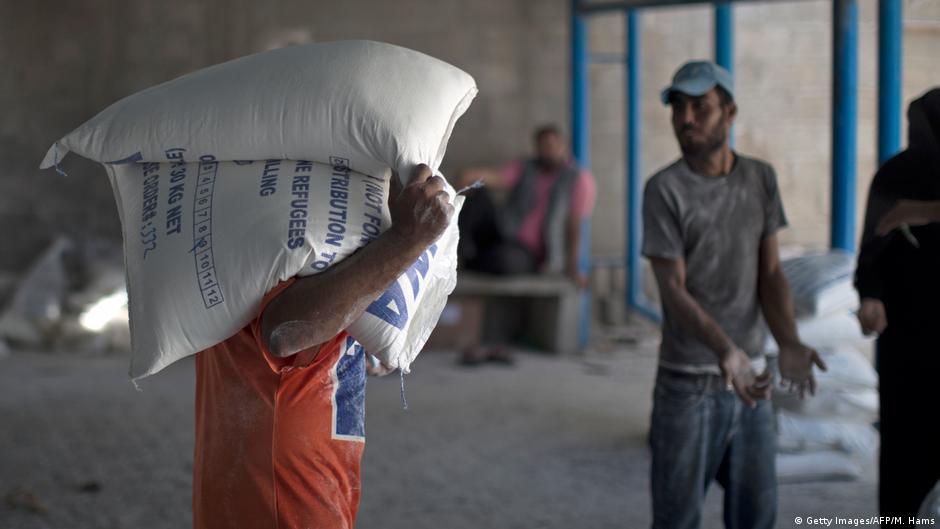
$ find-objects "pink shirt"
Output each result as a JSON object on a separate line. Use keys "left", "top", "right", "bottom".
{"left": 502, "top": 160, "right": 597, "bottom": 259}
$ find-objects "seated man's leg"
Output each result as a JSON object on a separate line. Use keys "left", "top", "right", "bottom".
{"left": 715, "top": 398, "right": 777, "bottom": 529}
{"left": 458, "top": 188, "right": 537, "bottom": 275}
{"left": 473, "top": 241, "right": 537, "bottom": 275}
{"left": 457, "top": 187, "right": 502, "bottom": 265}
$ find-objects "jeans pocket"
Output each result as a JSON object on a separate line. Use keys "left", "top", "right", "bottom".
{"left": 652, "top": 378, "right": 707, "bottom": 418}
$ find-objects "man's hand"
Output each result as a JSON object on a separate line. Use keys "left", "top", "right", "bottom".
{"left": 388, "top": 164, "right": 454, "bottom": 247}
{"left": 876, "top": 199, "right": 940, "bottom": 236}
{"left": 261, "top": 164, "right": 453, "bottom": 359}
{"left": 719, "top": 346, "right": 770, "bottom": 408}
{"left": 857, "top": 298, "right": 887, "bottom": 336}
{"left": 777, "top": 342, "right": 827, "bottom": 399}
{"left": 569, "top": 271, "right": 589, "bottom": 289}
{"left": 563, "top": 259, "right": 589, "bottom": 289}
{"left": 365, "top": 354, "right": 396, "bottom": 377}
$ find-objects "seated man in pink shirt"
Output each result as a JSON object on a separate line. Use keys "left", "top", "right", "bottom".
{"left": 458, "top": 124, "right": 597, "bottom": 284}
{"left": 457, "top": 124, "right": 597, "bottom": 363}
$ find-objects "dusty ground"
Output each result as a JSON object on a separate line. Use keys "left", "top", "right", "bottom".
{"left": 0, "top": 339, "right": 877, "bottom": 529}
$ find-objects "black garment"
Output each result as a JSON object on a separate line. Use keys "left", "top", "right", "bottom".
{"left": 457, "top": 187, "right": 537, "bottom": 275}
{"left": 855, "top": 89, "right": 940, "bottom": 517}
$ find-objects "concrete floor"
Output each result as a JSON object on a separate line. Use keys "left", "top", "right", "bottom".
{"left": 0, "top": 342, "right": 877, "bottom": 529}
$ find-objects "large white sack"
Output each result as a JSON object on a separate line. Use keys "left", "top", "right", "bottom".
{"left": 775, "top": 389, "right": 879, "bottom": 422}
{"left": 348, "top": 211, "right": 462, "bottom": 372}
{"left": 41, "top": 40, "right": 477, "bottom": 181}
{"left": 781, "top": 250, "right": 858, "bottom": 318}
{"left": 776, "top": 410, "right": 878, "bottom": 457}
{"left": 776, "top": 451, "right": 863, "bottom": 483}
{"left": 109, "top": 157, "right": 462, "bottom": 380}
{"left": 764, "top": 310, "right": 873, "bottom": 355}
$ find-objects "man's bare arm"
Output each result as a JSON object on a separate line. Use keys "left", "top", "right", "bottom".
{"left": 876, "top": 199, "right": 940, "bottom": 235}
{"left": 261, "top": 165, "right": 453, "bottom": 358}
{"left": 564, "top": 213, "right": 587, "bottom": 288}
{"left": 756, "top": 234, "right": 800, "bottom": 347}
{"left": 457, "top": 167, "right": 508, "bottom": 190}
{"left": 650, "top": 256, "right": 766, "bottom": 406}
{"left": 757, "top": 233, "right": 826, "bottom": 396}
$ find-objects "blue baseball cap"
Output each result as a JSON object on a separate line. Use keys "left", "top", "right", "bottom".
{"left": 660, "top": 60, "right": 734, "bottom": 105}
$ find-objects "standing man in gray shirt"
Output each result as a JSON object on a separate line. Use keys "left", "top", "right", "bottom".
{"left": 642, "top": 61, "right": 827, "bottom": 529}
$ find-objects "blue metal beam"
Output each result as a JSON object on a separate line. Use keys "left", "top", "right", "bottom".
{"left": 572, "top": 1, "right": 590, "bottom": 167}
{"left": 831, "top": 0, "right": 858, "bottom": 252}
{"left": 580, "top": 0, "right": 767, "bottom": 15}
{"left": 714, "top": 2, "right": 735, "bottom": 147}
{"left": 626, "top": 10, "right": 643, "bottom": 313}
{"left": 571, "top": 0, "right": 592, "bottom": 348}
{"left": 714, "top": 3, "right": 734, "bottom": 74}
{"left": 625, "top": 9, "right": 662, "bottom": 324}
{"left": 878, "top": 0, "right": 903, "bottom": 165}
{"left": 590, "top": 52, "right": 628, "bottom": 64}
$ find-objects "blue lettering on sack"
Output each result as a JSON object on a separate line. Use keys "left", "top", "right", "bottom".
{"left": 404, "top": 244, "right": 437, "bottom": 300}
{"left": 164, "top": 148, "right": 187, "bottom": 236}
{"left": 191, "top": 155, "right": 224, "bottom": 309}
{"left": 364, "top": 243, "right": 439, "bottom": 327}
{"left": 286, "top": 161, "right": 313, "bottom": 249}
{"left": 359, "top": 174, "right": 385, "bottom": 245}
{"left": 365, "top": 281, "right": 408, "bottom": 330}
{"left": 139, "top": 162, "right": 161, "bottom": 259}
{"left": 259, "top": 159, "right": 280, "bottom": 197}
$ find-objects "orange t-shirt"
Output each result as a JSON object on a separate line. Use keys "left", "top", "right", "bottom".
{"left": 193, "top": 281, "right": 366, "bottom": 529}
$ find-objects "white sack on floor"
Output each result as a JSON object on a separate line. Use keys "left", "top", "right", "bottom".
{"left": 765, "top": 310, "right": 873, "bottom": 354}
{"left": 776, "top": 451, "right": 863, "bottom": 483}
{"left": 776, "top": 409, "right": 878, "bottom": 458}
{"left": 781, "top": 250, "right": 858, "bottom": 318}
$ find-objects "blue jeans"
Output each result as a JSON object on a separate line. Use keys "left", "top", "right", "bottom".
{"left": 650, "top": 368, "right": 777, "bottom": 529}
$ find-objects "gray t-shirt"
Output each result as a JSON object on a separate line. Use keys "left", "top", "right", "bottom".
{"left": 642, "top": 155, "right": 787, "bottom": 373}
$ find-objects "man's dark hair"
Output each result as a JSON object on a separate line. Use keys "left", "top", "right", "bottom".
{"left": 667, "top": 87, "right": 734, "bottom": 107}
{"left": 715, "top": 86, "right": 734, "bottom": 106}
{"left": 534, "top": 124, "right": 562, "bottom": 142}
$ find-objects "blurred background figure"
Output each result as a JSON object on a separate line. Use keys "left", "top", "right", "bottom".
{"left": 855, "top": 87, "right": 940, "bottom": 519}
{"left": 457, "top": 124, "right": 596, "bottom": 284}
{"left": 455, "top": 125, "right": 596, "bottom": 364}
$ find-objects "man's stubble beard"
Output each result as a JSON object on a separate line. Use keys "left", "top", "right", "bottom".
{"left": 678, "top": 114, "right": 731, "bottom": 158}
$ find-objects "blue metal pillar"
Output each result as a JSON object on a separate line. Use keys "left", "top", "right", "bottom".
{"left": 878, "top": 0, "right": 903, "bottom": 165}
{"left": 571, "top": 1, "right": 590, "bottom": 167}
{"left": 625, "top": 10, "right": 660, "bottom": 323}
{"left": 831, "top": 0, "right": 858, "bottom": 252}
{"left": 571, "top": 0, "right": 592, "bottom": 349}
{"left": 626, "top": 10, "right": 641, "bottom": 313}
{"left": 714, "top": 3, "right": 734, "bottom": 74}
{"left": 715, "top": 2, "right": 735, "bottom": 147}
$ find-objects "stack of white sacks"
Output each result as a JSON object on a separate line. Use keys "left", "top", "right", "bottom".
{"left": 766, "top": 250, "right": 879, "bottom": 483}
{"left": 41, "top": 41, "right": 477, "bottom": 381}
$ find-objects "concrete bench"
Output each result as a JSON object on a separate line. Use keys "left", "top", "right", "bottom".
{"left": 449, "top": 272, "right": 580, "bottom": 354}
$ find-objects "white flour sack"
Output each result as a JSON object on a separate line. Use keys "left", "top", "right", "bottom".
{"left": 42, "top": 40, "right": 475, "bottom": 380}
{"left": 108, "top": 158, "right": 463, "bottom": 380}
{"left": 40, "top": 40, "right": 477, "bottom": 180}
